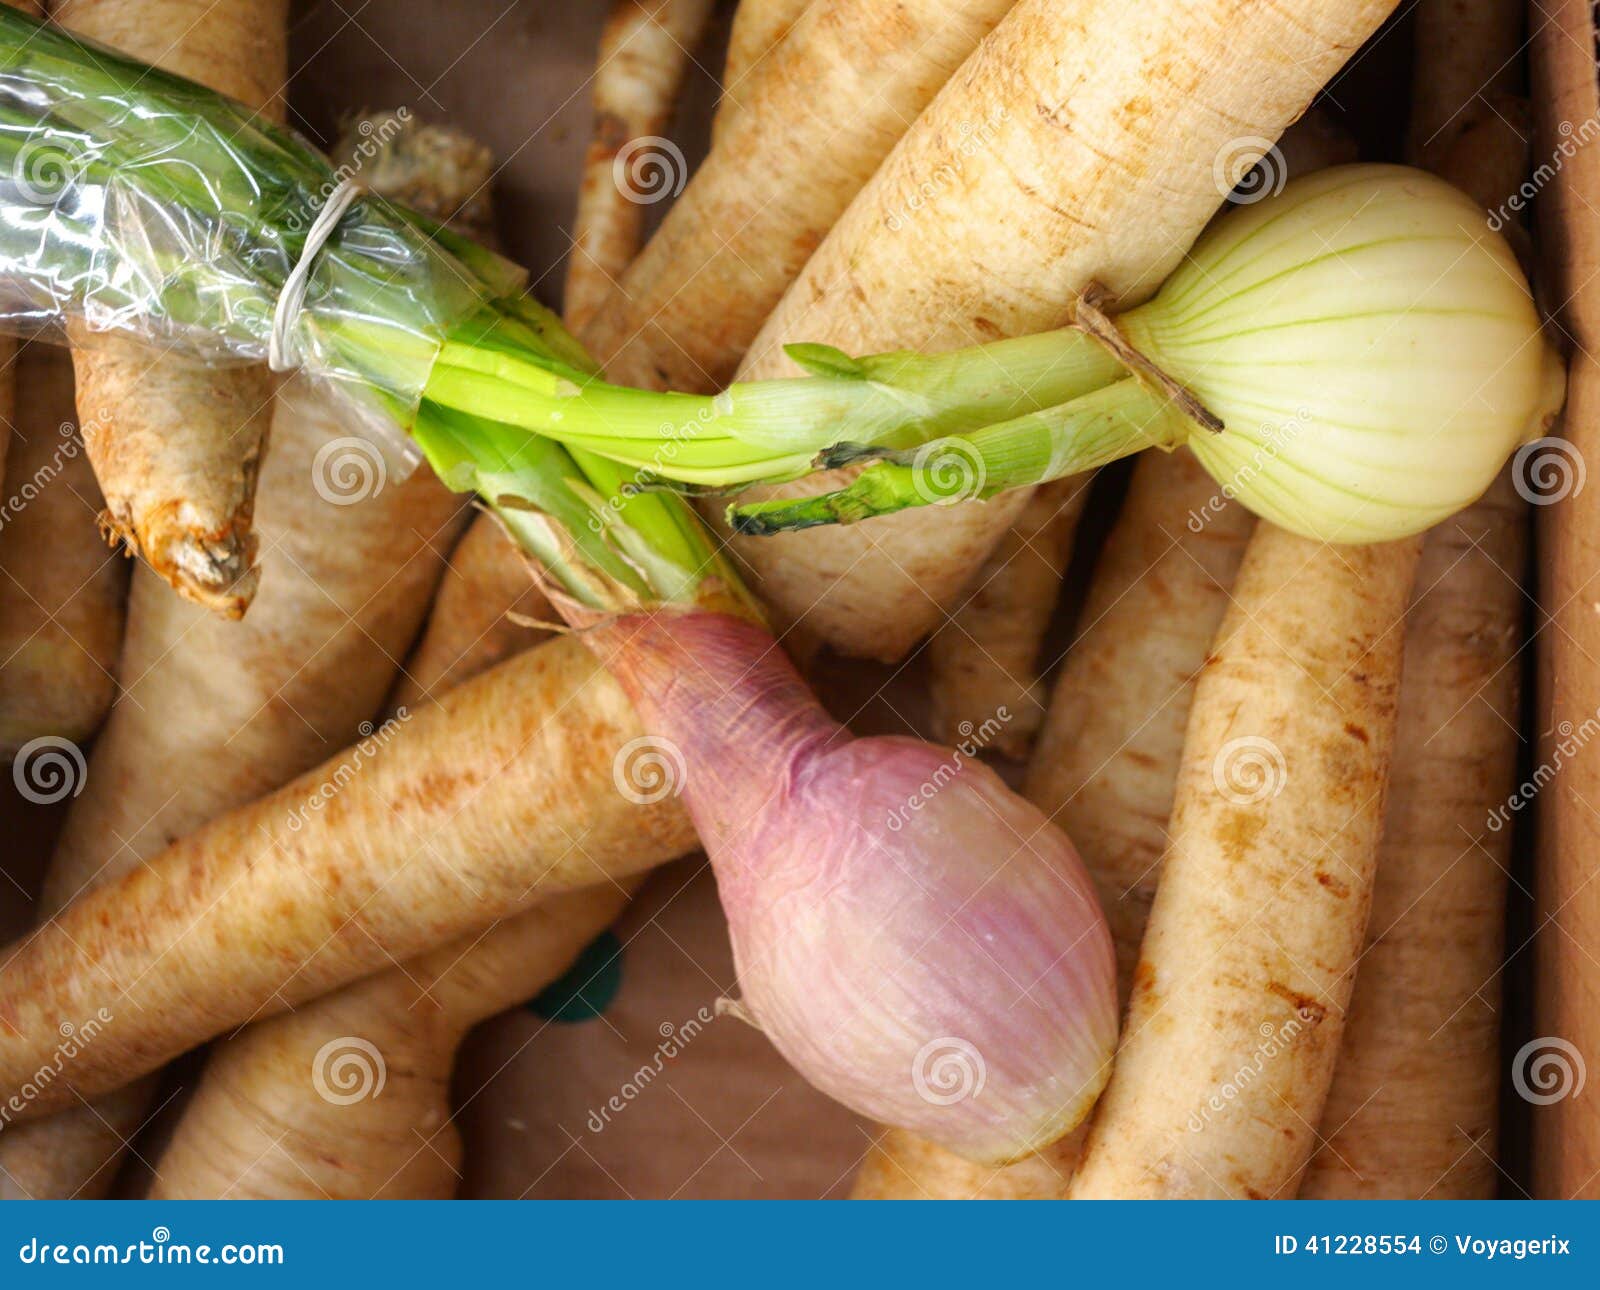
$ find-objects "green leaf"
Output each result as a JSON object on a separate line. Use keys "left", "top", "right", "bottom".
{"left": 783, "top": 342, "right": 867, "bottom": 381}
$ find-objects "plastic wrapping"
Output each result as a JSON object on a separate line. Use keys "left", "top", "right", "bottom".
{"left": 0, "top": 6, "right": 525, "bottom": 460}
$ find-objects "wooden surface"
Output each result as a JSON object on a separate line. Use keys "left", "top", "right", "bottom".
{"left": 1530, "top": 0, "right": 1600, "bottom": 1202}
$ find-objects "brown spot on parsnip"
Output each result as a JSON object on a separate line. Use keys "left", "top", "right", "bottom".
{"left": 1266, "top": 982, "right": 1327, "bottom": 1025}
{"left": 1215, "top": 810, "right": 1265, "bottom": 861}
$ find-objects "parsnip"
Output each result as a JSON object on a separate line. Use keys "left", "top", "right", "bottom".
{"left": 53, "top": 0, "right": 287, "bottom": 617}
{"left": 1036, "top": 454, "right": 1258, "bottom": 988}
{"left": 1301, "top": 476, "right": 1522, "bottom": 1198}
{"left": 149, "top": 885, "right": 634, "bottom": 1199}
{"left": 1068, "top": 528, "right": 1418, "bottom": 1199}
{"left": 715, "top": 0, "right": 810, "bottom": 134}
{"left": 0, "top": 345, "right": 127, "bottom": 756}
{"left": 1301, "top": 0, "right": 1527, "bottom": 1199}
{"left": 565, "top": 0, "right": 715, "bottom": 330}
{"left": 585, "top": 0, "right": 1017, "bottom": 392}
{"left": 0, "top": 635, "right": 696, "bottom": 1117}
{"left": 853, "top": 1128, "right": 1083, "bottom": 1201}
{"left": 926, "top": 477, "right": 1088, "bottom": 758}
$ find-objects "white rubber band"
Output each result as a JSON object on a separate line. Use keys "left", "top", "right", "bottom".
{"left": 269, "top": 177, "right": 363, "bottom": 372}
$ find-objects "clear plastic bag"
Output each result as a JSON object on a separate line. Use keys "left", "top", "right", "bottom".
{"left": 0, "top": 7, "right": 525, "bottom": 461}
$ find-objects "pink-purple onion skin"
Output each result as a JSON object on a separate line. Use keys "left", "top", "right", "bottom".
{"left": 587, "top": 608, "right": 1119, "bottom": 1164}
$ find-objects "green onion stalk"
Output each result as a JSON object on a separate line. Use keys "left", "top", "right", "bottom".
{"left": 432, "top": 167, "right": 1567, "bottom": 547}
{"left": 0, "top": 6, "right": 1130, "bottom": 1165}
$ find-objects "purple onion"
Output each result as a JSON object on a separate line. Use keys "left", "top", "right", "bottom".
{"left": 590, "top": 609, "right": 1118, "bottom": 1164}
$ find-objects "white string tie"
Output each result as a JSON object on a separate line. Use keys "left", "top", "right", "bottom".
{"left": 269, "top": 177, "right": 363, "bottom": 372}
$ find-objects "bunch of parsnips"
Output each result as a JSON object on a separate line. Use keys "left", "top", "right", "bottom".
{"left": 0, "top": 2, "right": 1568, "bottom": 1168}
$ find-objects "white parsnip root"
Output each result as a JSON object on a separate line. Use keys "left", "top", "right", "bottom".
{"left": 586, "top": 0, "right": 1017, "bottom": 392}
{"left": 1032, "top": 453, "right": 1259, "bottom": 992}
{"left": 925, "top": 477, "right": 1089, "bottom": 758}
{"left": 1068, "top": 528, "right": 1418, "bottom": 1199}
{"left": 1301, "top": 476, "right": 1523, "bottom": 1198}
{"left": 54, "top": 0, "right": 287, "bottom": 617}
{"left": 0, "top": 635, "right": 696, "bottom": 1117}
{"left": 853, "top": 1130, "right": 1083, "bottom": 1201}
{"left": 564, "top": 0, "right": 715, "bottom": 330}
{"left": 150, "top": 884, "right": 635, "bottom": 1199}
{"left": 0, "top": 345, "right": 127, "bottom": 757}
{"left": 714, "top": 0, "right": 810, "bottom": 135}
{"left": 1301, "top": 0, "right": 1527, "bottom": 1200}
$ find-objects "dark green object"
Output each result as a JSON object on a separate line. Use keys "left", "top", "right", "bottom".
{"left": 528, "top": 931, "right": 624, "bottom": 1023}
